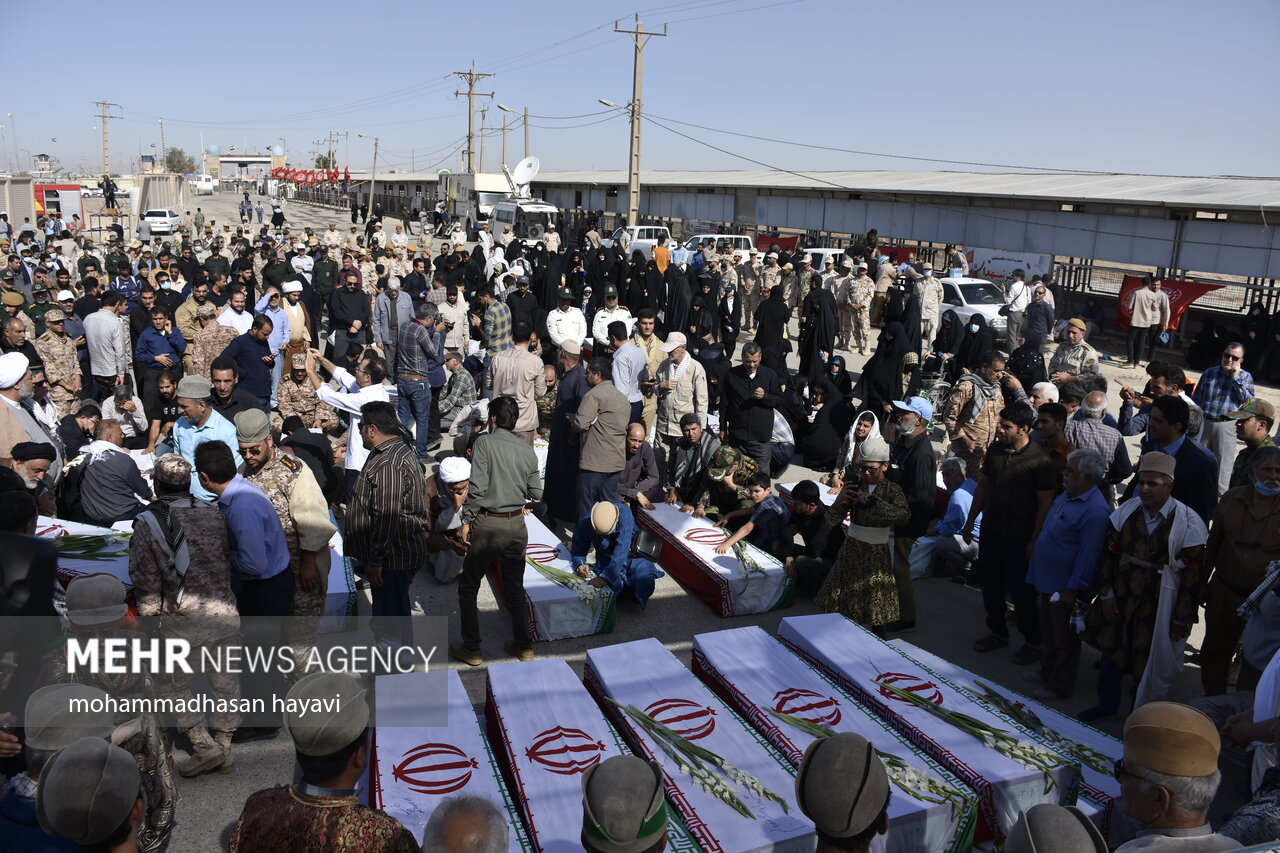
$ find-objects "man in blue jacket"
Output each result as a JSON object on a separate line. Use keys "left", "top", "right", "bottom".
{"left": 570, "top": 501, "right": 664, "bottom": 609}
{"left": 219, "top": 314, "right": 275, "bottom": 411}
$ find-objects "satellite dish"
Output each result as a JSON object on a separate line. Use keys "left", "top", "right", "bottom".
{"left": 511, "top": 156, "right": 540, "bottom": 187}
{"left": 437, "top": 169, "right": 451, "bottom": 176}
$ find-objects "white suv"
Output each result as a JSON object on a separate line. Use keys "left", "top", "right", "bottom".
{"left": 141, "top": 209, "right": 181, "bottom": 235}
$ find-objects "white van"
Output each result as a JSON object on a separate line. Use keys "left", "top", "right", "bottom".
{"left": 191, "top": 175, "right": 218, "bottom": 195}
{"left": 491, "top": 197, "right": 559, "bottom": 241}
{"left": 682, "top": 234, "right": 755, "bottom": 256}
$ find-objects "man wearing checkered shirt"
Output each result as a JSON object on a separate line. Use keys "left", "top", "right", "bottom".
{"left": 1192, "top": 341, "right": 1254, "bottom": 496}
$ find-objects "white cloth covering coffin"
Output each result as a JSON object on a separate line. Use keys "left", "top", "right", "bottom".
{"left": 485, "top": 657, "right": 702, "bottom": 853}
{"left": 585, "top": 637, "right": 815, "bottom": 853}
{"left": 636, "top": 502, "right": 794, "bottom": 617}
{"left": 369, "top": 669, "right": 531, "bottom": 851}
{"left": 487, "top": 514, "right": 616, "bottom": 642}
{"left": 889, "top": 638, "right": 1122, "bottom": 836}
{"left": 692, "top": 626, "right": 976, "bottom": 853}
{"left": 778, "top": 614, "right": 1081, "bottom": 843}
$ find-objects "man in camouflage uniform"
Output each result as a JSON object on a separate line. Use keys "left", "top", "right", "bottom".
{"left": 873, "top": 253, "right": 897, "bottom": 327}
{"left": 737, "top": 251, "right": 762, "bottom": 331}
{"left": 33, "top": 307, "right": 82, "bottom": 416}
{"left": 191, "top": 303, "right": 240, "bottom": 379}
{"left": 795, "top": 255, "right": 818, "bottom": 314}
{"left": 761, "top": 252, "right": 782, "bottom": 308}
{"left": 918, "top": 265, "right": 945, "bottom": 348}
{"left": 849, "top": 261, "right": 876, "bottom": 355}
{"left": 832, "top": 259, "right": 856, "bottom": 352}
{"left": 129, "top": 453, "right": 243, "bottom": 775}
{"left": 278, "top": 353, "right": 339, "bottom": 431}
{"left": 234, "top": 409, "right": 337, "bottom": 679}
{"left": 27, "top": 278, "right": 55, "bottom": 336}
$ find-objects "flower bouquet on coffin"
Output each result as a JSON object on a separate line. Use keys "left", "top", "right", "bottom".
{"left": 731, "top": 541, "right": 766, "bottom": 594}
{"left": 53, "top": 533, "right": 130, "bottom": 562}
{"left": 767, "top": 709, "right": 976, "bottom": 816}
{"left": 874, "top": 677, "right": 1078, "bottom": 796}
{"left": 965, "top": 681, "right": 1112, "bottom": 776}
{"left": 525, "top": 556, "right": 607, "bottom": 618}
{"left": 610, "top": 699, "right": 789, "bottom": 820}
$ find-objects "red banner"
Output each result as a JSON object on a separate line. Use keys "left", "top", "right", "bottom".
{"left": 1116, "top": 275, "right": 1223, "bottom": 331}
{"left": 755, "top": 234, "right": 799, "bottom": 252}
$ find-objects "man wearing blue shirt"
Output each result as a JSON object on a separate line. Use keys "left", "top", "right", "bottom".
{"left": 1025, "top": 448, "right": 1111, "bottom": 700}
{"left": 1192, "top": 341, "right": 1255, "bottom": 497}
{"left": 172, "top": 374, "right": 243, "bottom": 501}
{"left": 196, "top": 438, "right": 292, "bottom": 736}
{"left": 134, "top": 305, "right": 186, "bottom": 407}
{"left": 219, "top": 314, "right": 275, "bottom": 411}
{"left": 608, "top": 321, "right": 646, "bottom": 425}
{"left": 253, "top": 286, "right": 291, "bottom": 409}
{"left": 933, "top": 457, "right": 981, "bottom": 582}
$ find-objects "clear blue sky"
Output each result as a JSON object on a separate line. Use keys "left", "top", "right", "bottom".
{"left": 8, "top": 0, "right": 1278, "bottom": 178}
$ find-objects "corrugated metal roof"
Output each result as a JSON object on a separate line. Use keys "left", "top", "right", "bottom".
{"left": 529, "top": 170, "right": 1280, "bottom": 210}
{"left": 366, "top": 169, "right": 1280, "bottom": 210}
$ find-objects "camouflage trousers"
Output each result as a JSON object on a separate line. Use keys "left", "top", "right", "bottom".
{"left": 285, "top": 550, "right": 330, "bottom": 680}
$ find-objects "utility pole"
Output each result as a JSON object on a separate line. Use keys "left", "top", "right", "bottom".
{"left": 158, "top": 118, "right": 166, "bottom": 168}
{"left": 478, "top": 107, "right": 488, "bottom": 173}
{"left": 358, "top": 133, "right": 379, "bottom": 210}
{"left": 93, "top": 101, "right": 121, "bottom": 176}
{"left": 450, "top": 65, "right": 494, "bottom": 174}
{"left": 524, "top": 107, "right": 529, "bottom": 159}
{"left": 614, "top": 16, "right": 665, "bottom": 227}
{"left": 501, "top": 113, "right": 507, "bottom": 167}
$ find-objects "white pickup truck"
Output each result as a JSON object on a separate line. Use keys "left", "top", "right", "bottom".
{"left": 601, "top": 225, "right": 677, "bottom": 259}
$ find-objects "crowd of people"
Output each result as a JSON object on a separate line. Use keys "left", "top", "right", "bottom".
{"left": 0, "top": 207, "right": 1277, "bottom": 852}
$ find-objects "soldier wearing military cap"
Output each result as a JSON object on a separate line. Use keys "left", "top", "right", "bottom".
{"left": 34, "top": 307, "right": 82, "bottom": 417}
{"left": 36, "top": 738, "right": 146, "bottom": 852}
{"left": 234, "top": 409, "right": 336, "bottom": 677}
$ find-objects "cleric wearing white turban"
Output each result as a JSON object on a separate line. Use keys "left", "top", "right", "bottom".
{"left": 0, "top": 351, "right": 30, "bottom": 389}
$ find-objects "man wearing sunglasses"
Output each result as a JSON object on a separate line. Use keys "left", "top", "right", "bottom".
{"left": 1193, "top": 342, "right": 1255, "bottom": 498}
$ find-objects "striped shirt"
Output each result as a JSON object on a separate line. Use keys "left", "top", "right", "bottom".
{"left": 344, "top": 437, "right": 429, "bottom": 571}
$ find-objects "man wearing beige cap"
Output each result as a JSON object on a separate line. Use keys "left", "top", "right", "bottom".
{"left": 1005, "top": 803, "right": 1107, "bottom": 853}
{"left": 1081, "top": 452, "right": 1210, "bottom": 720}
{"left": 1048, "top": 318, "right": 1100, "bottom": 386}
{"left": 1113, "top": 701, "right": 1242, "bottom": 851}
{"left": 1226, "top": 397, "right": 1275, "bottom": 490}
{"left": 738, "top": 249, "right": 762, "bottom": 331}
{"left": 793, "top": 732, "right": 890, "bottom": 852}
{"left": 230, "top": 672, "right": 418, "bottom": 852}
{"left": 653, "top": 331, "right": 708, "bottom": 455}
{"left": 235, "top": 409, "right": 336, "bottom": 676}
{"left": 191, "top": 301, "right": 238, "bottom": 380}
{"left": 277, "top": 352, "right": 337, "bottom": 431}
{"left": 33, "top": 307, "right": 82, "bottom": 417}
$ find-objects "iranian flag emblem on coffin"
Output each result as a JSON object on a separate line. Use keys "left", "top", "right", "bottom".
{"left": 585, "top": 637, "right": 815, "bottom": 853}
{"left": 488, "top": 514, "right": 616, "bottom": 642}
{"left": 889, "top": 638, "right": 1121, "bottom": 835}
{"left": 777, "top": 614, "right": 1082, "bottom": 843}
{"left": 636, "top": 503, "right": 794, "bottom": 617}
{"left": 692, "top": 626, "right": 977, "bottom": 853}
{"left": 484, "top": 658, "right": 703, "bottom": 852}
{"left": 367, "top": 669, "right": 531, "bottom": 851}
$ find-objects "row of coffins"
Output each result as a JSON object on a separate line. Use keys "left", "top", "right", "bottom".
{"left": 369, "top": 613, "right": 1125, "bottom": 852}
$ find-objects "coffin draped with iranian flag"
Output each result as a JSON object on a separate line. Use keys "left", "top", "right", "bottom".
{"left": 40, "top": 515, "right": 357, "bottom": 632}
{"left": 367, "top": 669, "right": 531, "bottom": 850}
{"left": 485, "top": 658, "right": 703, "bottom": 852}
{"left": 636, "top": 502, "right": 794, "bottom": 617}
{"left": 778, "top": 613, "right": 1082, "bottom": 842}
{"left": 487, "top": 514, "right": 616, "bottom": 642}
{"left": 585, "top": 637, "right": 815, "bottom": 853}
{"left": 692, "top": 626, "right": 977, "bottom": 853}
{"left": 888, "top": 638, "right": 1123, "bottom": 835}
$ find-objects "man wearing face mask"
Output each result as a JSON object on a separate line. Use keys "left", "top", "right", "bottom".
{"left": 885, "top": 396, "right": 938, "bottom": 634}
{"left": 1198, "top": 446, "right": 1280, "bottom": 698}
